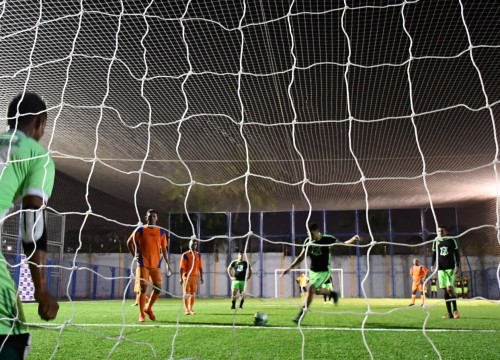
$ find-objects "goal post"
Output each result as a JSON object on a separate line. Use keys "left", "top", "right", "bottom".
{"left": 274, "top": 268, "right": 344, "bottom": 299}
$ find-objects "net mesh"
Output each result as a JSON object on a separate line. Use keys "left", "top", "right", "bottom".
{"left": 0, "top": 0, "right": 499, "bottom": 359}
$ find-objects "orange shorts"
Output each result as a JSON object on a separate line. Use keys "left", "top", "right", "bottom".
{"left": 139, "top": 267, "right": 162, "bottom": 292}
{"left": 182, "top": 275, "right": 198, "bottom": 294}
{"left": 412, "top": 283, "right": 427, "bottom": 292}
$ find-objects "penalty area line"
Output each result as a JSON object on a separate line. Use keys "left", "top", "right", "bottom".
{"left": 28, "top": 323, "right": 500, "bottom": 333}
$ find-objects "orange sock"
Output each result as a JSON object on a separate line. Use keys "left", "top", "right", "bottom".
{"left": 190, "top": 296, "right": 195, "bottom": 310}
{"left": 139, "top": 293, "right": 147, "bottom": 316}
{"left": 184, "top": 297, "right": 190, "bottom": 312}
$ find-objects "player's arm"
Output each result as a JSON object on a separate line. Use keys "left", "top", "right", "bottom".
{"left": 179, "top": 253, "right": 186, "bottom": 284}
{"left": 431, "top": 241, "right": 437, "bottom": 271}
{"left": 453, "top": 240, "right": 460, "bottom": 274}
{"left": 21, "top": 195, "right": 59, "bottom": 321}
{"left": 127, "top": 232, "right": 137, "bottom": 256}
{"left": 199, "top": 257, "right": 204, "bottom": 284}
{"left": 227, "top": 261, "right": 234, "bottom": 279}
{"left": 281, "top": 247, "right": 306, "bottom": 276}
{"left": 247, "top": 265, "right": 252, "bottom": 280}
{"left": 161, "top": 247, "right": 172, "bottom": 276}
{"left": 344, "top": 234, "right": 361, "bottom": 245}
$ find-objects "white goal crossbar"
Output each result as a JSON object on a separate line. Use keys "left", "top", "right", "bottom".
{"left": 274, "top": 268, "right": 344, "bottom": 299}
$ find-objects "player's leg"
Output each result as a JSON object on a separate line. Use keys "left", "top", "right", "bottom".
{"left": 439, "top": 270, "right": 453, "bottom": 318}
{"left": 317, "top": 279, "right": 337, "bottom": 304}
{"left": 132, "top": 267, "right": 141, "bottom": 306}
{"left": 0, "top": 334, "right": 31, "bottom": 360}
{"left": 138, "top": 267, "right": 150, "bottom": 321}
{"left": 419, "top": 284, "right": 425, "bottom": 306}
{"left": 444, "top": 270, "right": 459, "bottom": 318}
{"left": 188, "top": 276, "right": 198, "bottom": 314}
{"left": 409, "top": 286, "right": 417, "bottom": 306}
{"left": 144, "top": 268, "right": 161, "bottom": 321}
{"left": 230, "top": 283, "right": 238, "bottom": 309}
{"left": 238, "top": 282, "right": 245, "bottom": 308}
{"left": 182, "top": 275, "right": 190, "bottom": 314}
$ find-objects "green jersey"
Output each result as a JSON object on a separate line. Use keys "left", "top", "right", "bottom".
{"left": 0, "top": 130, "right": 54, "bottom": 335}
{"left": 229, "top": 260, "right": 251, "bottom": 281}
{"left": 303, "top": 234, "right": 340, "bottom": 272}
{"left": 0, "top": 130, "right": 55, "bottom": 217}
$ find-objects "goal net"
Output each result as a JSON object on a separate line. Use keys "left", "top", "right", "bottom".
{"left": 0, "top": 0, "right": 499, "bottom": 359}
{"left": 274, "top": 268, "right": 344, "bottom": 299}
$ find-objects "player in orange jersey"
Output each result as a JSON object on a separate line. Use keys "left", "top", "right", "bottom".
{"left": 408, "top": 258, "right": 429, "bottom": 306}
{"left": 180, "top": 239, "right": 204, "bottom": 315}
{"left": 128, "top": 209, "right": 172, "bottom": 322}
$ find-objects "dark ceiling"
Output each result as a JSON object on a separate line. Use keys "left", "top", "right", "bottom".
{"left": 1, "top": 0, "right": 499, "bottom": 213}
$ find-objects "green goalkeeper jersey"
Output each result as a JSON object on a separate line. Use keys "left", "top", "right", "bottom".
{"left": 0, "top": 129, "right": 55, "bottom": 216}
{"left": 0, "top": 129, "right": 54, "bottom": 335}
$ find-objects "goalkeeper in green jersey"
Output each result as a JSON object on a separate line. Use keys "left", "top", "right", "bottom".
{"left": 281, "top": 223, "right": 361, "bottom": 323}
{"left": 0, "top": 93, "right": 59, "bottom": 359}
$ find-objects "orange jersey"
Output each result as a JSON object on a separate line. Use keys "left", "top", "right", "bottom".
{"left": 134, "top": 227, "right": 167, "bottom": 268}
{"left": 410, "top": 264, "right": 429, "bottom": 284}
{"left": 180, "top": 251, "right": 203, "bottom": 277}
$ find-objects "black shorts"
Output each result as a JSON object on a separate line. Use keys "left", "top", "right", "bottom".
{"left": 0, "top": 333, "right": 31, "bottom": 360}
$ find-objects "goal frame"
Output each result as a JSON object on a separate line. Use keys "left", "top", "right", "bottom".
{"left": 274, "top": 268, "right": 344, "bottom": 299}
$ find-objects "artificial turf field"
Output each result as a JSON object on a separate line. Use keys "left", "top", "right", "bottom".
{"left": 22, "top": 297, "right": 500, "bottom": 360}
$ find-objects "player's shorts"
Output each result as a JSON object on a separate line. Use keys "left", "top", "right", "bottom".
{"left": 438, "top": 269, "right": 455, "bottom": 289}
{"left": 309, "top": 271, "right": 330, "bottom": 290}
{"left": 0, "top": 333, "right": 31, "bottom": 360}
{"left": 300, "top": 287, "right": 307, "bottom": 293}
{"left": 412, "top": 282, "right": 427, "bottom": 293}
{"left": 231, "top": 280, "right": 246, "bottom": 292}
{"left": 182, "top": 275, "right": 199, "bottom": 294}
{"left": 431, "top": 286, "right": 437, "bottom": 292}
{"left": 321, "top": 282, "right": 333, "bottom": 291}
{"left": 456, "top": 287, "right": 463, "bottom": 294}
{"left": 139, "top": 267, "right": 162, "bottom": 292}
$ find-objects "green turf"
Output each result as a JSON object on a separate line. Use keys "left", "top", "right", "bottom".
{"left": 21, "top": 297, "right": 500, "bottom": 359}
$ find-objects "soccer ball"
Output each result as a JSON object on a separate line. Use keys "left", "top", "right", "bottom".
{"left": 254, "top": 312, "right": 268, "bottom": 326}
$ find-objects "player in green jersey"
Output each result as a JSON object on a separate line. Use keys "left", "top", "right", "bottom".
{"left": 431, "top": 226, "right": 461, "bottom": 319}
{"left": 281, "top": 223, "right": 361, "bottom": 323}
{"left": 0, "top": 93, "right": 59, "bottom": 359}
{"left": 227, "top": 251, "right": 252, "bottom": 309}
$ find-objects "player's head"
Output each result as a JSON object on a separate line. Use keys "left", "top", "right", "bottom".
{"left": 7, "top": 92, "right": 47, "bottom": 141}
{"left": 145, "top": 209, "right": 158, "bottom": 225}
{"left": 237, "top": 250, "right": 243, "bottom": 261}
{"left": 308, "top": 223, "right": 321, "bottom": 241}
{"left": 437, "top": 225, "right": 447, "bottom": 237}
{"left": 413, "top": 258, "right": 419, "bottom": 266}
{"left": 189, "top": 239, "right": 198, "bottom": 251}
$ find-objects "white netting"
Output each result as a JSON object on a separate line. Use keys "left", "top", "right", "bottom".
{"left": 0, "top": 0, "right": 499, "bottom": 359}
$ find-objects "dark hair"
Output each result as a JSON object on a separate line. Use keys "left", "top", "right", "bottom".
{"left": 308, "top": 223, "right": 320, "bottom": 232}
{"left": 146, "top": 209, "right": 157, "bottom": 217}
{"left": 438, "top": 225, "right": 447, "bottom": 231}
{"left": 7, "top": 92, "right": 47, "bottom": 128}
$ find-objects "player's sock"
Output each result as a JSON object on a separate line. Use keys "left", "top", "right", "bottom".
{"left": 330, "top": 291, "right": 338, "bottom": 305}
{"left": 190, "top": 295, "right": 195, "bottom": 311}
{"left": 231, "top": 300, "right": 236, "bottom": 309}
{"left": 323, "top": 295, "right": 327, "bottom": 302}
{"left": 239, "top": 299, "right": 244, "bottom": 308}
{"left": 444, "top": 293, "right": 452, "bottom": 316}
{"left": 451, "top": 299, "right": 457, "bottom": 312}
{"left": 293, "top": 308, "right": 305, "bottom": 323}
{"left": 184, "top": 297, "right": 190, "bottom": 313}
